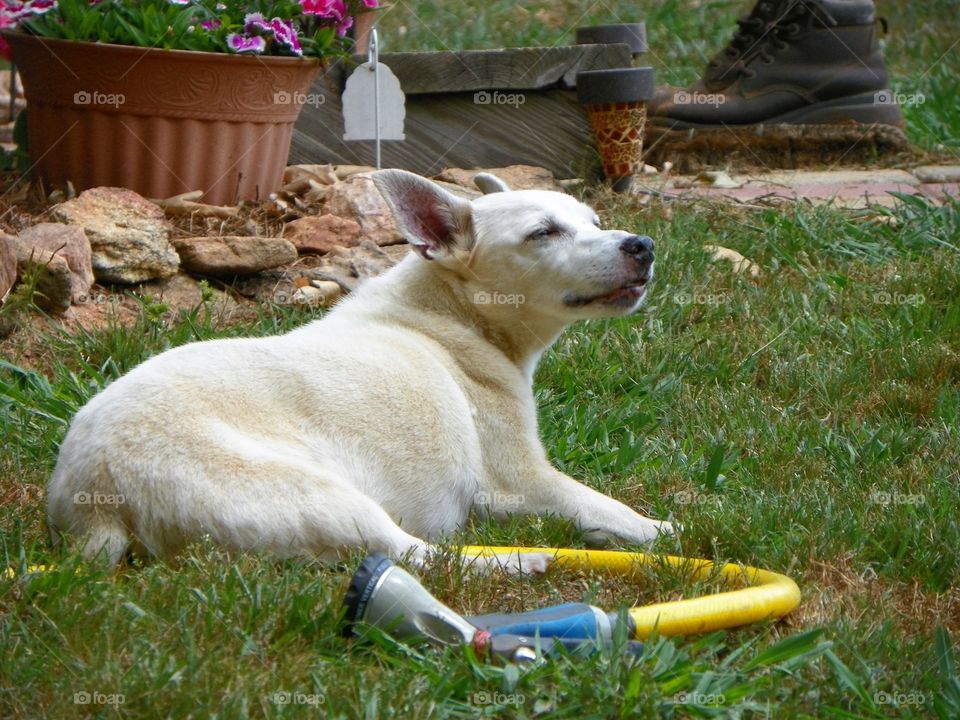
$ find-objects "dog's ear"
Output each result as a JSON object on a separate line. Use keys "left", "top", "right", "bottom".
{"left": 372, "top": 170, "right": 473, "bottom": 260}
{"left": 474, "top": 173, "right": 511, "bottom": 194}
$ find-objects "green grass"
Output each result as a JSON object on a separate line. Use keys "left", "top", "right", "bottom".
{"left": 2, "top": 194, "right": 959, "bottom": 718}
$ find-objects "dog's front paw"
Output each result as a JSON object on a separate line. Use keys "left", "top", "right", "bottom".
{"left": 585, "top": 519, "right": 676, "bottom": 547}
{"left": 652, "top": 520, "right": 675, "bottom": 538}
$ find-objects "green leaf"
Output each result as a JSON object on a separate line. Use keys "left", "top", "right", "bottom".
{"left": 742, "top": 629, "right": 826, "bottom": 671}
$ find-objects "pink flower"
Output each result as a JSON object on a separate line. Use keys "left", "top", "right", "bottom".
{"left": 200, "top": 18, "right": 219, "bottom": 30}
{"left": 300, "top": 0, "right": 346, "bottom": 20}
{"left": 270, "top": 17, "right": 301, "bottom": 55}
{"left": 336, "top": 14, "right": 352, "bottom": 36}
{"left": 362, "top": 0, "right": 377, "bottom": 7}
{"left": 226, "top": 32, "right": 266, "bottom": 54}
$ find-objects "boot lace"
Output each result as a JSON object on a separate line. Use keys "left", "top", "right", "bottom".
{"left": 730, "top": 0, "right": 838, "bottom": 79}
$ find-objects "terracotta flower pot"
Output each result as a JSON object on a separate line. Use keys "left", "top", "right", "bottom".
{"left": 4, "top": 32, "right": 321, "bottom": 205}
{"left": 577, "top": 67, "right": 656, "bottom": 192}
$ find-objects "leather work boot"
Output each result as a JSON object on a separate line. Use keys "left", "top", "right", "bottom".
{"left": 647, "top": 0, "right": 904, "bottom": 128}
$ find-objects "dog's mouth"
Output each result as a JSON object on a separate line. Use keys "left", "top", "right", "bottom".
{"left": 563, "top": 277, "right": 649, "bottom": 307}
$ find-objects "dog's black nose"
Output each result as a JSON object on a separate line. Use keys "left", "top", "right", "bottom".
{"left": 620, "top": 235, "right": 654, "bottom": 258}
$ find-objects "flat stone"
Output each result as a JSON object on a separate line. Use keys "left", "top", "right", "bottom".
{"left": 0, "top": 234, "right": 16, "bottom": 301}
{"left": 912, "top": 165, "right": 960, "bottom": 184}
{"left": 437, "top": 165, "right": 560, "bottom": 192}
{"left": 52, "top": 187, "right": 179, "bottom": 284}
{"left": 738, "top": 169, "right": 920, "bottom": 188}
{"left": 10, "top": 237, "right": 72, "bottom": 313}
{"left": 283, "top": 214, "right": 361, "bottom": 255}
{"left": 323, "top": 173, "right": 405, "bottom": 246}
{"left": 17, "top": 223, "right": 94, "bottom": 303}
{"left": 171, "top": 236, "right": 297, "bottom": 277}
{"left": 686, "top": 181, "right": 924, "bottom": 209}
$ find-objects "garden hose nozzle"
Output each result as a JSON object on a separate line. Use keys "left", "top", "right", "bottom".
{"left": 342, "top": 553, "right": 642, "bottom": 662}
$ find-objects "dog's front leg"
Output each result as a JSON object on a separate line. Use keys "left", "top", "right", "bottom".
{"left": 514, "top": 468, "right": 673, "bottom": 546}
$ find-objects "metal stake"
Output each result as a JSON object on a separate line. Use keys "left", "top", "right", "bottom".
{"left": 368, "top": 28, "right": 381, "bottom": 169}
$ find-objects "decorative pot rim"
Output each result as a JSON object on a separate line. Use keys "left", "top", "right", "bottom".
{"left": 5, "top": 29, "right": 323, "bottom": 122}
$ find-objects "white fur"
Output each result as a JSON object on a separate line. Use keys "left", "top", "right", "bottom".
{"left": 47, "top": 171, "right": 673, "bottom": 571}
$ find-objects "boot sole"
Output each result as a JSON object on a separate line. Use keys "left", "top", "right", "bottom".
{"left": 649, "top": 91, "right": 906, "bottom": 130}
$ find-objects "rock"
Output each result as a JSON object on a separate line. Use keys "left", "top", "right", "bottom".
{"left": 301, "top": 240, "right": 408, "bottom": 293}
{"left": 52, "top": 187, "right": 179, "bottom": 284}
{"left": 912, "top": 165, "right": 960, "bottom": 184}
{"left": 703, "top": 244, "right": 761, "bottom": 277}
{"left": 292, "top": 283, "right": 341, "bottom": 306}
{"left": 283, "top": 164, "right": 339, "bottom": 186}
{"left": 10, "top": 238, "right": 73, "bottom": 313}
{"left": 139, "top": 272, "right": 206, "bottom": 309}
{"left": 333, "top": 165, "right": 378, "bottom": 180}
{"left": 436, "top": 165, "right": 560, "bottom": 192}
{"left": 0, "top": 234, "right": 15, "bottom": 301}
{"left": 17, "top": 223, "right": 94, "bottom": 303}
{"left": 283, "top": 215, "right": 361, "bottom": 255}
{"left": 323, "top": 173, "right": 405, "bottom": 246}
{"left": 308, "top": 280, "right": 343, "bottom": 304}
{"left": 699, "top": 170, "right": 741, "bottom": 189}
{"left": 171, "top": 236, "right": 297, "bottom": 277}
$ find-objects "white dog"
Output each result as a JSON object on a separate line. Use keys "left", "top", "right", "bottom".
{"left": 47, "top": 170, "right": 673, "bottom": 572}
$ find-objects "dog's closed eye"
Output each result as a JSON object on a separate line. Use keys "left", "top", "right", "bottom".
{"left": 526, "top": 222, "right": 567, "bottom": 241}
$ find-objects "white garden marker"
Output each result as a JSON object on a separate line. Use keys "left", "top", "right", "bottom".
{"left": 342, "top": 28, "right": 405, "bottom": 169}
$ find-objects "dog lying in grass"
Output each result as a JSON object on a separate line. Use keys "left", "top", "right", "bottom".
{"left": 47, "top": 170, "right": 673, "bottom": 572}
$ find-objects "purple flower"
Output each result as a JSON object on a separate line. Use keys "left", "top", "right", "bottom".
{"left": 227, "top": 32, "right": 266, "bottom": 54}
{"left": 362, "top": 0, "right": 377, "bottom": 7}
{"left": 270, "top": 17, "right": 301, "bottom": 55}
{"left": 167, "top": 0, "right": 190, "bottom": 5}
{"left": 243, "top": 11, "right": 270, "bottom": 34}
{"left": 200, "top": 18, "right": 219, "bottom": 30}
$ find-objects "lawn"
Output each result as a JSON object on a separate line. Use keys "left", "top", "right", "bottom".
{"left": 2, "top": 1, "right": 959, "bottom": 718}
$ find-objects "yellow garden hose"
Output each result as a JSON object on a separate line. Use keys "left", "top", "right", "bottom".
{"left": 6, "top": 549, "right": 801, "bottom": 639}
{"left": 461, "top": 545, "right": 801, "bottom": 638}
